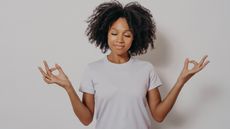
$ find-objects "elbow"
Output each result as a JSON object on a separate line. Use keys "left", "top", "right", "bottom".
{"left": 155, "top": 117, "right": 165, "bottom": 123}
{"left": 81, "top": 118, "right": 93, "bottom": 126}
{"left": 82, "top": 122, "right": 91, "bottom": 126}
{"left": 152, "top": 113, "right": 166, "bottom": 123}
{"left": 77, "top": 114, "right": 93, "bottom": 126}
{"left": 74, "top": 111, "right": 93, "bottom": 126}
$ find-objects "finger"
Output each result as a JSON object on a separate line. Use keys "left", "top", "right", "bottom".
{"left": 50, "top": 67, "right": 57, "bottom": 72}
{"left": 55, "top": 64, "right": 64, "bottom": 74}
{"left": 38, "top": 67, "right": 51, "bottom": 79}
{"left": 43, "top": 60, "right": 51, "bottom": 76}
{"left": 198, "top": 55, "right": 208, "bottom": 66}
{"left": 183, "top": 58, "right": 189, "bottom": 70}
{"left": 189, "top": 60, "right": 198, "bottom": 66}
{"left": 43, "top": 76, "right": 52, "bottom": 84}
{"left": 200, "top": 60, "right": 210, "bottom": 70}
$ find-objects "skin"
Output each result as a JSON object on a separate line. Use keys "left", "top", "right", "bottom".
{"left": 106, "top": 18, "right": 133, "bottom": 64}
{"left": 38, "top": 17, "right": 209, "bottom": 125}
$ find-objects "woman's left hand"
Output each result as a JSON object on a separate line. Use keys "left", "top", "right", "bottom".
{"left": 177, "top": 55, "right": 210, "bottom": 84}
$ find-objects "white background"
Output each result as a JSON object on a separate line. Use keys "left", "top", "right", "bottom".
{"left": 0, "top": 0, "right": 229, "bottom": 129}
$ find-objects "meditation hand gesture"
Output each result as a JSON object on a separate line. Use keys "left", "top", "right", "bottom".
{"left": 178, "top": 55, "right": 210, "bottom": 84}
{"left": 38, "top": 61, "right": 72, "bottom": 90}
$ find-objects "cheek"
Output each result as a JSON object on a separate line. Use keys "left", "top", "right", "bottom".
{"left": 125, "top": 38, "right": 133, "bottom": 47}
{"left": 107, "top": 37, "right": 114, "bottom": 49}
{"left": 107, "top": 35, "right": 116, "bottom": 44}
{"left": 109, "top": 36, "right": 117, "bottom": 42}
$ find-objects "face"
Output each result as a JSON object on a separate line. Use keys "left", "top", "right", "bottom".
{"left": 107, "top": 18, "right": 133, "bottom": 56}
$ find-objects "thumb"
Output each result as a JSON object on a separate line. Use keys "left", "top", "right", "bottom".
{"left": 183, "top": 58, "right": 189, "bottom": 70}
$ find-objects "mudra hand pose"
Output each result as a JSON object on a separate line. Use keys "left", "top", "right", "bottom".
{"left": 38, "top": 1, "right": 209, "bottom": 129}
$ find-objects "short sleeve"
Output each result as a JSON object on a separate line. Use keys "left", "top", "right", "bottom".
{"left": 148, "top": 64, "right": 163, "bottom": 91}
{"left": 79, "top": 65, "right": 95, "bottom": 94}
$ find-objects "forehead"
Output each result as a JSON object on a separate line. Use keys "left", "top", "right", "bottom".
{"left": 110, "top": 18, "right": 131, "bottom": 32}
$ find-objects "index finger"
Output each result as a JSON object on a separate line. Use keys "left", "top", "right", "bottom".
{"left": 43, "top": 60, "right": 51, "bottom": 76}
{"left": 198, "top": 55, "right": 208, "bottom": 66}
{"left": 38, "top": 66, "right": 51, "bottom": 79}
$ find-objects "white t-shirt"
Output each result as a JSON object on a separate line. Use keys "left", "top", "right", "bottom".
{"left": 79, "top": 56, "right": 163, "bottom": 129}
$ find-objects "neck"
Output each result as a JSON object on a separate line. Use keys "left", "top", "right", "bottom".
{"left": 107, "top": 53, "right": 130, "bottom": 64}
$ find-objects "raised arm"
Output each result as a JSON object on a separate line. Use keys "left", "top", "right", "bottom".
{"left": 147, "top": 55, "right": 209, "bottom": 122}
{"left": 38, "top": 61, "right": 94, "bottom": 126}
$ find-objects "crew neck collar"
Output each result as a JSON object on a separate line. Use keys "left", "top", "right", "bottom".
{"left": 104, "top": 55, "right": 134, "bottom": 67}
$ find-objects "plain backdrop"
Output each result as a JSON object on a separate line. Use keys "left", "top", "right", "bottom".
{"left": 0, "top": 0, "right": 229, "bottom": 129}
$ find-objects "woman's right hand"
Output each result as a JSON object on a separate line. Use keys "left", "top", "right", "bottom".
{"left": 38, "top": 60, "right": 72, "bottom": 90}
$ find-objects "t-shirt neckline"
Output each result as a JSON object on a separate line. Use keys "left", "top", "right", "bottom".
{"left": 104, "top": 55, "right": 134, "bottom": 67}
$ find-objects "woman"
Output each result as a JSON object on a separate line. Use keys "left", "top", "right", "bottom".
{"left": 38, "top": 1, "right": 209, "bottom": 129}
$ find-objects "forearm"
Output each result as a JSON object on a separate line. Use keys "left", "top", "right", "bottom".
{"left": 153, "top": 55, "right": 209, "bottom": 122}
{"left": 65, "top": 85, "right": 93, "bottom": 125}
{"left": 155, "top": 80, "right": 185, "bottom": 121}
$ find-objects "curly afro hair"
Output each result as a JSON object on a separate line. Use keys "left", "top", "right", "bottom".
{"left": 86, "top": 1, "right": 156, "bottom": 56}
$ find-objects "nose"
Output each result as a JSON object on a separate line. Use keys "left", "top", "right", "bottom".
{"left": 117, "top": 34, "right": 124, "bottom": 43}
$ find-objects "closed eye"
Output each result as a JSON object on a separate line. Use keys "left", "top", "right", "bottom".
{"left": 111, "top": 33, "right": 117, "bottom": 35}
{"left": 124, "top": 35, "right": 131, "bottom": 37}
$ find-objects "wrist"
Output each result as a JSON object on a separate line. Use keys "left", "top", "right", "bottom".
{"left": 64, "top": 84, "right": 74, "bottom": 93}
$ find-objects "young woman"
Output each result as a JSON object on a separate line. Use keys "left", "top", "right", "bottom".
{"left": 38, "top": 1, "right": 209, "bottom": 129}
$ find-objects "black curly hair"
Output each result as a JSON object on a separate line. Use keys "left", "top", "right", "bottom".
{"left": 86, "top": 1, "right": 156, "bottom": 56}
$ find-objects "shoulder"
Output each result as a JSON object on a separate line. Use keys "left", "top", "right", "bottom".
{"left": 132, "top": 57, "right": 155, "bottom": 69}
{"left": 85, "top": 57, "right": 105, "bottom": 70}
